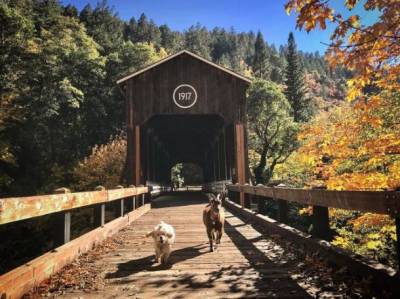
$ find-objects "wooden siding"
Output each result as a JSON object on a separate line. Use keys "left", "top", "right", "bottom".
{"left": 125, "top": 52, "right": 248, "bottom": 125}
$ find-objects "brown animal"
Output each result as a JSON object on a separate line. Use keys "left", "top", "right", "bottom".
{"left": 203, "top": 193, "right": 225, "bottom": 252}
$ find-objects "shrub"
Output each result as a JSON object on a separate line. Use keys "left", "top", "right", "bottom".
{"left": 72, "top": 134, "right": 127, "bottom": 191}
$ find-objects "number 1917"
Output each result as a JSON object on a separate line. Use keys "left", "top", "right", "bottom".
{"left": 178, "top": 92, "right": 192, "bottom": 101}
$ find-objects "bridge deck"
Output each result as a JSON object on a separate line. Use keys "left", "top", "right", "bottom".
{"left": 40, "top": 193, "right": 343, "bottom": 298}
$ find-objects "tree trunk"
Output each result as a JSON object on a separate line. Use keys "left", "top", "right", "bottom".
{"left": 254, "top": 146, "right": 267, "bottom": 184}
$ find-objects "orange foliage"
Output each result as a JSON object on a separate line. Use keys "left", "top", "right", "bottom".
{"left": 286, "top": 1, "right": 400, "bottom": 190}
{"left": 298, "top": 94, "right": 400, "bottom": 190}
{"left": 73, "top": 134, "right": 127, "bottom": 190}
{"left": 350, "top": 213, "right": 392, "bottom": 233}
{"left": 285, "top": 0, "right": 400, "bottom": 102}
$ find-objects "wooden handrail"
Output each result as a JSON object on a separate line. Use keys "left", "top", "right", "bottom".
{"left": 227, "top": 184, "right": 400, "bottom": 216}
{"left": 0, "top": 186, "right": 148, "bottom": 225}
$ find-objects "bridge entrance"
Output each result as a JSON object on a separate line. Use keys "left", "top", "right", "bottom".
{"left": 117, "top": 50, "right": 251, "bottom": 202}
{"left": 144, "top": 114, "right": 226, "bottom": 184}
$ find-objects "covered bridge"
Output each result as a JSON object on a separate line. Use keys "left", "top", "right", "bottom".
{"left": 117, "top": 50, "right": 250, "bottom": 192}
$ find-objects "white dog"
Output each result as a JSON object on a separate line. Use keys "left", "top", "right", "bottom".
{"left": 146, "top": 221, "right": 176, "bottom": 264}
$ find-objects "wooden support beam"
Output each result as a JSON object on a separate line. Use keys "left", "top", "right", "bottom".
{"left": 115, "top": 185, "right": 125, "bottom": 217}
{"left": 94, "top": 204, "right": 105, "bottom": 227}
{"left": 0, "top": 203, "right": 151, "bottom": 299}
{"left": 227, "top": 184, "right": 400, "bottom": 216}
{"left": 312, "top": 205, "right": 331, "bottom": 240}
{"left": 53, "top": 188, "right": 71, "bottom": 246}
{"left": 277, "top": 200, "right": 288, "bottom": 224}
{"left": 94, "top": 186, "right": 105, "bottom": 227}
{"left": 133, "top": 125, "right": 142, "bottom": 185}
{"left": 256, "top": 195, "right": 264, "bottom": 214}
{"left": 0, "top": 187, "right": 146, "bottom": 225}
{"left": 217, "top": 138, "right": 221, "bottom": 180}
{"left": 235, "top": 123, "right": 246, "bottom": 207}
{"left": 222, "top": 128, "right": 228, "bottom": 180}
{"left": 128, "top": 185, "right": 136, "bottom": 211}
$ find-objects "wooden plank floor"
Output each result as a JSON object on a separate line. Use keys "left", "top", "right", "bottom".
{"left": 58, "top": 192, "right": 313, "bottom": 298}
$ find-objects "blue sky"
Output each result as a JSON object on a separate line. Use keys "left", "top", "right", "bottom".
{"left": 62, "top": 0, "right": 379, "bottom": 54}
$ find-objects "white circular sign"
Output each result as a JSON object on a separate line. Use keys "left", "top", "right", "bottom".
{"left": 173, "top": 84, "right": 197, "bottom": 109}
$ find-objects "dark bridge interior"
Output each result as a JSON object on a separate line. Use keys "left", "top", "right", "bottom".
{"left": 143, "top": 114, "right": 232, "bottom": 183}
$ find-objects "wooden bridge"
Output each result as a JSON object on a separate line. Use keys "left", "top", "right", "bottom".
{"left": 1, "top": 51, "right": 400, "bottom": 298}
{"left": 1, "top": 183, "right": 400, "bottom": 298}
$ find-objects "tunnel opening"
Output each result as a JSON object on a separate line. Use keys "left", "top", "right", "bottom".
{"left": 170, "top": 162, "right": 204, "bottom": 190}
{"left": 142, "top": 114, "right": 231, "bottom": 185}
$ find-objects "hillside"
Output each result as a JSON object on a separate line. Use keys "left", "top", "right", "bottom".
{"left": 0, "top": 1, "right": 347, "bottom": 195}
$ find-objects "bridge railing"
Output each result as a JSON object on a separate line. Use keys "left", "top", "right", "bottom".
{"left": 202, "top": 180, "right": 232, "bottom": 194}
{"left": 227, "top": 183, "right": 400, "bottom": 268}
{"left": 0, "top": 185, "right": 150, "bottom": 299}
{"left": 146, "top": 181, "right": 171, "bottom": 196}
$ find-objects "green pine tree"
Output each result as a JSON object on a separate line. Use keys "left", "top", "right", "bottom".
{"left": 252, "top": 31, "right": 269, "bottom": 78}
{"left": 284, "top": 32, "right": 312, "bottom": 122}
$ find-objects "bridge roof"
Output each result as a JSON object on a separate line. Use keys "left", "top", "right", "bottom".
{"left": 116, "top": 50, "right": 252, "bottom": 85}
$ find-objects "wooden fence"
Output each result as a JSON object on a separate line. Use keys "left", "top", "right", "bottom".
{"left": 0, "top": 185, "right": 150, "bottom": 299}
{"left": 227, "top": 183, "right": 400, "bottom": 267}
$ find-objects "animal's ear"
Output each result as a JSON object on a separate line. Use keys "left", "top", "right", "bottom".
{"left": 166, "top": 232, "right": 173, "bottom": 238}
{"left": 145, "top": 231, "right": 154, "bottom": 238}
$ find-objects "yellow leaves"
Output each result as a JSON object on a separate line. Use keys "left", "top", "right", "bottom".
{"left": 346, "top": 78, "right": 370, "bottom": 101}
{"left": 327, "top": 172, "right": 389, "bottom": 190}
{"left": 73, "top": 134, "right": 127, "bottom": 191}
{"left": 284, "top": 3, "right": 292, "bottom": 15}
{"left": 332, "top": 236, "right": 351, "bottom": 249}
{"left": 26, "top": 39, "right": 40, "bottom": 54}
{"left": 158, "top": 47, "right": 168, "bottom": 59}
{"left": 351, "top": 213, "right": 392, "bottom": 232}
{"left": 366, "top": 240, "right": 382, "bottom": 250}
{"left": 296, "top": 90, "right": 400, "bottom": 191}
{"left": 299, "top": 206, "right": 312, "bottom": 216}
{"left": 388, "top": 161, "right": 400, "bottom": 190}
{"left": 381, "top": 225, "right": 397, "bottom": 241}
{"left": 285, "top": 0, "right": 400, "bottom": 116}
{"left": 347, "top": 15, "right": 360, "bottom": 28}
{"left": 285, "top": 0, "right": 334, "bottom": 31}
{"left": 345, "top": 0, "right": 358, "bottom": 10}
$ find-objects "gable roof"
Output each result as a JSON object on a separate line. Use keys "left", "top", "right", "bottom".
{"left": 116, "top": 50, "right": 252, "bottom": 85}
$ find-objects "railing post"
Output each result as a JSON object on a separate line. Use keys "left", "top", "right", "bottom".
{"left": 395, "top": 216, "right": 400, "bottom": 271}
{"left": 244, "top": 184, "right": 251, "bottom": 209}
{"left": 256, "top": 184, "right": 264, "bottom": 214}
{"left": 54, "top": 187, "right": 71, "bottom": 246}
{"left": 94, "top": 186, "right": 105, "bottom": 227}
{"left": 116, "top": 185, "right": 124, "bottom": 217}
{"left": 277, "top": 200, "right": 288, "bottom": 224}
{"left": 310, "top": 186, "right": 331, "bottom": 240}
{"left": 257, "top": 195, "right": 265, "bottom": 214}
{"left": 129, "top": 185, "right": 136, "bottom": 211}
{"left": 312, "top": 205, "right": 331, "bottom": 240}
{"left": 139, "top": 185, "right": 145, "bottom": 206}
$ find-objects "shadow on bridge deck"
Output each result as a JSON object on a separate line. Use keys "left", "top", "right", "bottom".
{"left": 56, "top": 192, "right": 317, "bottom": 298}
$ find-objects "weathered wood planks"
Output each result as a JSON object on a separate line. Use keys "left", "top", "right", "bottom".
{"left": 0, "top": 186, "right": 148, "bottom": 225}
{"left": 228, "top": 184, "right": 400, "bottom": 216}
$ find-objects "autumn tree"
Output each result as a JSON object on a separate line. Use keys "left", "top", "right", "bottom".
{"left": 247, "top": 79, "right": 298, "bottom": 184}
{"left": 285, "top": 0, "right": 400, "bottom": 190}
{"left": 285, "top": 0, "right": 400, "bottom": 106}
{"left": 73, "top": 134, "right": 127, "bottom": 191}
